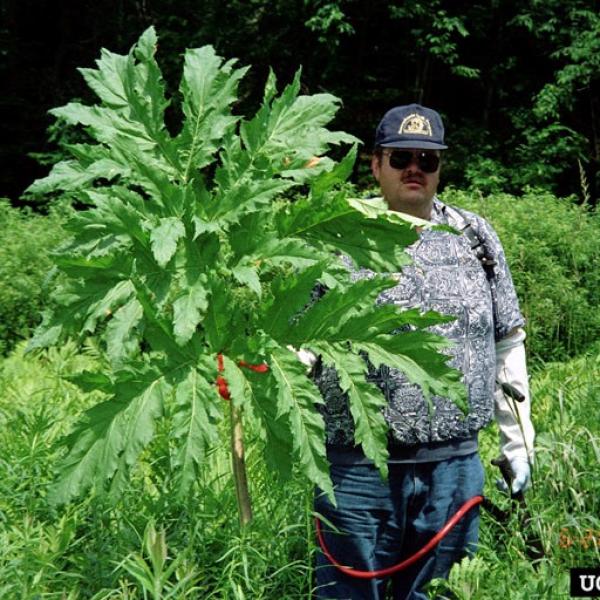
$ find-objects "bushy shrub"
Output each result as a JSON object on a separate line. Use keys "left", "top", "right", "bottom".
{"left": 441, "top": 188, "right": 600, "bottom": 362}
{"left": 0, "top": 200, "right": 68, "bottom": 354}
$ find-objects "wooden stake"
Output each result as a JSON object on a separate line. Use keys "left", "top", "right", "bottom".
{"left": 231, "top": 404, "right": 253, "bottom": 526}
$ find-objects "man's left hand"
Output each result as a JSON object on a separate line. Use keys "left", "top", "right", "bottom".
{"left": 496, "top": 456, "right": 531, "bottom": 496}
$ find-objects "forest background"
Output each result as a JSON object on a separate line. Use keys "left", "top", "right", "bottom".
{"left": 2, "top": 0, "right": 600, "bottom": 203}
{"left": 0, "top": 1, "right": 599, "bottom": 599}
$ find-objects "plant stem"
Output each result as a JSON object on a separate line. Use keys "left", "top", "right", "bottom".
{"left": 231, "top": 404, "right": 253, "bottom": 526}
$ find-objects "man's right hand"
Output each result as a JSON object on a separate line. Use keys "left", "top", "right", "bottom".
{"left": 287, "top": 346, "right": 318, "bottom": 370}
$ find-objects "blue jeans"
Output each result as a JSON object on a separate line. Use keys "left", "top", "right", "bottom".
{"left": 314, "top": 453, "right": 484, "bottom": 600}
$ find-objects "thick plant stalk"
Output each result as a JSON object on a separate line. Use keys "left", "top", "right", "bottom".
{"left": 231, "top": 404, "right": 253, "bottom": 526}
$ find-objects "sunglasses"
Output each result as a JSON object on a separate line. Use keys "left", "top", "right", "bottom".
{"left": 384, "top": 149, "right": 440, "bottom": 173}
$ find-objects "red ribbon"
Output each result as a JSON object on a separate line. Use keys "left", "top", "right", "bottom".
{"left": 216, "top": 353, "right": 269, "bottom": 399}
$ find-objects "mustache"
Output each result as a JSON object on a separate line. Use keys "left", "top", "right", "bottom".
{"left": 402, "top": 174, "right": 425, "bottom": 184}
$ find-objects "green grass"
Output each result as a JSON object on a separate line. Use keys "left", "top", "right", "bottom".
{"left": 430, "top": 348, "right": 600, "bottom": 599}
{"left": 0, "top": 342, "right": 317, "bottom": 599}
{"left": 0, "top": 341, "right": 598, "bottom": 598}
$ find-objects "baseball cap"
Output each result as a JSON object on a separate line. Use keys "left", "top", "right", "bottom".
{"left": 374, "top": 104, "right": 448, "bottom": 150}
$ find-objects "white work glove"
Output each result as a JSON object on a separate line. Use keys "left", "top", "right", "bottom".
{"left": 494, "top": 328, "right": 535, "bottom": 495}
{"left": 494, "top": 455, "right": 531, "bottom": 496}
{"left": 508, "top": 456, "right": 531, "bottom": 494}
{"left": 287, "top": 346, "right": 318, "bottom": 371}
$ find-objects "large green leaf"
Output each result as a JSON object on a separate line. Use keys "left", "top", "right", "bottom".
{"left": 50, "top": 366, "right": 169, "bottom": 504}
{"left": 232, "top": 265, "right": 262, "bottom": 298}
{"left": 333, "top": 305, "right": 457, "bottom": 342}
{"left": 259, "top": 262, "right": 326, "bottom": 341}
{"left": 172, "top": 280, "right": 209, "bottom": 346}
{"left": 210, "top": 176, "right": 297, "bottom": 224}
{"left": 172, "top": 364, "right": 222, "bottom": 496}
{"left": 357, "top": 333, "right": 467, "bottom": 413}
{"left": 250, "top": 237, "right": 326, "bottom": 269}
{"left": 315, "top": 342, "right": 389, "bottom": 476}
{"left": 178, "top": 46, "right": 248, "bottom": 180}
{"left": 242, "top": 70, "right": 357, "bottom": 162}
{"left": 105, "top": 297, "right": 144, "bottom": 366}
{"left": 150, "top": 217, "right": 186, "bottom": 267}
{"left": 78, "top": 48, "right": 129, "bottom": 109}
{"left": 203, "top": 275, "right": 246, "bottom": 353}
{"left": 32, "top": 274, "right": 135, "bottom": 343}
{"left": 269, "top": 347, "right": 333, "bottom": 499}
{"left": 124, "top": 27, "right": 173, "bottom": 157}
{"left": 48, "top": 30, "right": 178, "bottom": 188}
{"left": 310, "top": 144, "right": 358, "bottom": 200}
{"left": 243, "top": 369, "right": 295, "bottom": 481}
{"left": 67, "top": 189, "right": 150, "bottom": 252}
{"left": 277, "top": 193, "right": 418, "bottom": 271}
{"left": 25, "top": 158, "right": 127, "bottom": 196}
{"left": 287, "top": 276, "right": 397, "bottom": 345}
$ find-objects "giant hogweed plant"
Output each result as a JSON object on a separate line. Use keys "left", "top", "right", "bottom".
{"left": 26, "top": 28, "right": 465, "bottom": 523}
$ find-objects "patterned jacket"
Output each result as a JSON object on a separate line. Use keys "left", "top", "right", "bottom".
{"left": 314, "top": 197, "right": 524, "bottom": 449}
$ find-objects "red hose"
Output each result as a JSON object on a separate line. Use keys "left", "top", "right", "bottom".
{"left": 315, "top": 495, "right": 484, "bottom": 579}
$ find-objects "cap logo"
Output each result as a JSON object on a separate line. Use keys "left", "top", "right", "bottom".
{"left": 398, "top": 113, "right": 432, "bottom": 137}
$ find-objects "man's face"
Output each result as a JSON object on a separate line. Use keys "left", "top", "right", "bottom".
{"left": 371, "top": 148, "right": 441, "bottom": 219}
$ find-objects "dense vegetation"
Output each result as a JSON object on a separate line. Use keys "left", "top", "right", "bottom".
{"left": 2, "top": 188, "right": 598, "bottom": 364}
{"left": 1, "top": 184, "right": 598, "bottom": 597}
{"left": 0, "top": 199, "right": 68, "bottom": 355}
{"left": 0, "top": 339, "right": 598, "bottom": 597}
{"left": 3, "top": 0, "right": 600, "bottom": 202}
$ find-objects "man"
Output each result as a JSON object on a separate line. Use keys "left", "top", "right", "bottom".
{"left": 312, "top": 104, "right": 535, "bottom": 599}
